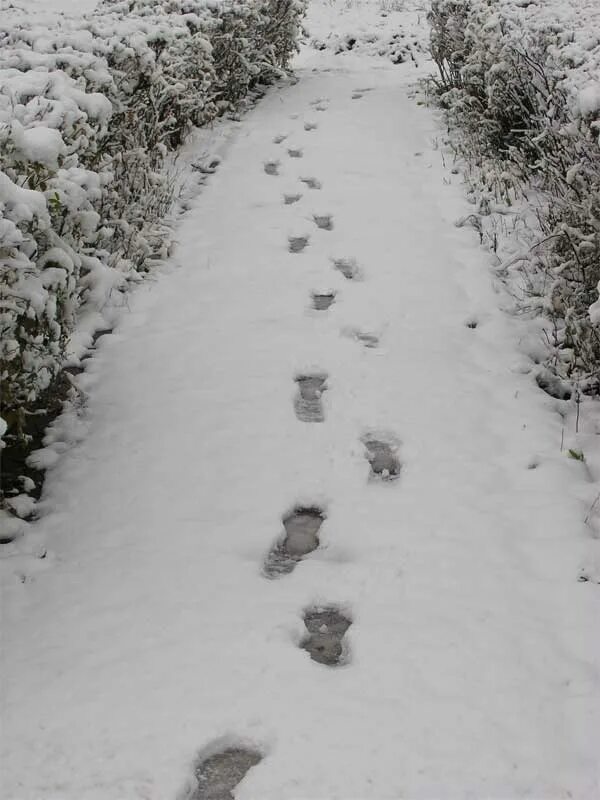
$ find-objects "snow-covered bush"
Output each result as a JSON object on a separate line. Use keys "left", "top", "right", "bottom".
{"left": 0, "top": 0, "right": 305, "bottom": 453}
{"left": 428, "top": 0, "right": 600, "bottom": 388}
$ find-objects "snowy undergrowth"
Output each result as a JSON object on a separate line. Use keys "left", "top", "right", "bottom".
{"left": 427, "top": 0, "right": 600, "bottom": 391}
{"left": 0, "top": 0, "right": 305, "bottom": 486}
{"left": 302, "top": 0, "right": 429, "bottom": 67}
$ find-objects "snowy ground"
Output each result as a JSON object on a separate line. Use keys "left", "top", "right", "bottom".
{"left": 11, "top": 0, "right": 97, "bottom": 12}
{"left": 2, "top": 2, "right": 600, "bottom": 799}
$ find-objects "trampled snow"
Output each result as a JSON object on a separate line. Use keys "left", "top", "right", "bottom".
{"left": 2, "top": 2, "right": 600, "bottom": 799}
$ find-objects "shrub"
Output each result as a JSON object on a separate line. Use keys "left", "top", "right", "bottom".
{"left": 0, "top": 0, "right": 305, "bottom": 455}
{"left": 427, "top": 0, "right": 600, "bottom": 390}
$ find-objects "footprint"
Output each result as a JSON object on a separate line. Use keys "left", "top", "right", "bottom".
{"left": 301, "top": 607, "right": 352, "bottom": 666}
{"left": 284, "top": 193, "right": 302, "bottom": 205}
{"left": 191, "top": 157, "right": 220, "bottom": 175}
{"left": 288, "top": 148, "right": 303, "bottom": 158}
{"left": 288, "top": 235, "right": 309, "bottom": 253}
{"left": 304, "top": 121, "right": 318, "bottom": 131}
{"left": 465, "top": 318, "right": 478, "bottom": 329}
{"left": 535, "top": 369, "right": 572, "bottom": 400}
{"left": 313, "top": 214, "right": 333, "bottom": 231}
{"left": 189, "top": 747, "right": 262, "bottom": 800}
{"left": 332, "top": 257, "right": 360, "bottom": 280}
{"left": 300, "top": 177, "right": 322, "bottom": 190}
{"left": 362, "top": 435, "right": 401, "bottom": 481}
{"left": 263, "top": 506, "right": 326, "bottom": 578}
{"left": 312, "top": 290, "right": 336, "bottom": 311}
{"left": 350, "top": 329, "right": 379, "bottom": 348}
{"left": 273, "top": 134, "right": 288, "bottom": 144}
{"left": 351, "top": 92, "right": 363, "bottom": 100}
{"left": 294, "top": 374, "right": 327, "bottom": 422}
{"left": 91, "top": 327, "right": 113, "bottom": 346}
{"left": 264, "top": 160, "right": 280, "bottom": 176}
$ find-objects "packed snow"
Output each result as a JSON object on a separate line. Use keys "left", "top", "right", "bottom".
{"left": 2, "top": 1, "right": 600, "bottom": 799}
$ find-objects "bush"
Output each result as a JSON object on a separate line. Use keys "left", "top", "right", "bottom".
{"left": 427, "top": 0, "right": 600, "bottom": 390}
{"left": 0, "top": 0, "right": 305, "bottom": 442}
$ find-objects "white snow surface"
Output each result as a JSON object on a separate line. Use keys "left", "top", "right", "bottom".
{"left": 2, "top": 3, "right": 600, "bottom": 799}
{"left": 9, "top": 0, "right": 98, "bottom": 12}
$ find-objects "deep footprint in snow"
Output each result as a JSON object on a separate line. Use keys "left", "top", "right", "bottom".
{"left": 273, "top": 134, "right": 288, "bottom": 144}
{"left": 264, "top": 160, "right": 280, "bottom": 176}
{"left": 288, "top": 235, "right": 309, "bottom": 253}
{"left": 300, "top": 177, "right": 322, "bottom": 190}
{"left": 313, "top": 214, "right": 333, "bottom": 231}
{"left": 294, "top": 374, "right": 327, "bottom": 422}
{"left": 535, "top": 369, "right": 572, "bottom": 400}
{"left": 333, "top": 257, "right": 360, "bottom": 280}
{"left": 263, "top": 506, "right": 326, "bottom": 578}
{"left": 91, "top": 327, "right": 113, "bottom": 346}
{"left": 288, "top": 148, "right": 303, "bottom": 158}
{"left": 362, "top": 436, "right": 401, "bottom": 481}
{"left": 312, "top": 290, "right": 336, "bottom": 311}
{"left": 304, "top": 121, "right": 318, "bottom": 131}
{"left": 301, "top": 607, "right": 352, "bottom": 666}
{"left": 190, "top": 747, "right": 262, "bottom": 800}
{"left": 284, "top": 193, "right": 302, "bottom": 205}
{"left": 351, "top": 92, "right": 363, "bottom": 99}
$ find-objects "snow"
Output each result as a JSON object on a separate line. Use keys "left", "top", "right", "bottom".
{"left": 2, "top": 2, "right": 600, "bottom": 799}
{"left": 590, "top": 283, "right": 600, "bottom": 325}
{"left": 8, "top": 0, "right": 98, "bottom": 12}
{"left": 579, "top": 83, "right": 600, "bottom": 118}
{"left": 12, "top": 123, "right": 66, "bottom": 169}
{"left": 0, "top": 170, "right": 48, "bottom": 221}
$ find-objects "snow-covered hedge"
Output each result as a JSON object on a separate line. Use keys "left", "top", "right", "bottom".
{"left": 428, "top": 0, "right": 600, "bottom": 388}
{"left": 0, "top": 0, "right": 304, "bottom": 435}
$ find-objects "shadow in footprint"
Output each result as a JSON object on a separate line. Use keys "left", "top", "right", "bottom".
{"left": 288, "top": 235, "right": 309, "bottom": 253}
{"left": 288, "top": 148, "right": 303, "bottom": 158}
{"left": 284, "top": 193, "right": 302, "bottom": 205}
{"left": 300, "top": 177, "right": 322, "bottom": 190}
{"left": 189, "top": 747, "right": 262, "bottom": 800}
{"left": 312, "top": 290, "right": 336, "bottom": 311}
{"left": 351, "top": 92, "right": 363, "bottom": 100}
{"left": 333, "top": 257, "right": 360, "bottom": 280}
{"left": 304, "top": 122, "right": 318, "bottom": 131}
{"left": 91, "top": 328, "right": 113, "bottom": 346}
{"left": 294, "top": 374, "right": 327, "bottom": 422}
{"left": 535, "top": 369, "right": 572, "bottom": 400}
{"left": 362, "top": 435, "right": 401, "bottom": 481}
{"left": 263, "top": 506, "right": 326, "bottom": 578}
{"left": 301, "top": 607, "right": 352, "bottom": 666}
{"left": 313, "top": 214, "right": 333, "bottom": 231}
{"left": 264, "top": 160, "right": 280, "bottom": 176}
{"left": 273, "top": 134, "right": 288, "bottom": 144}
